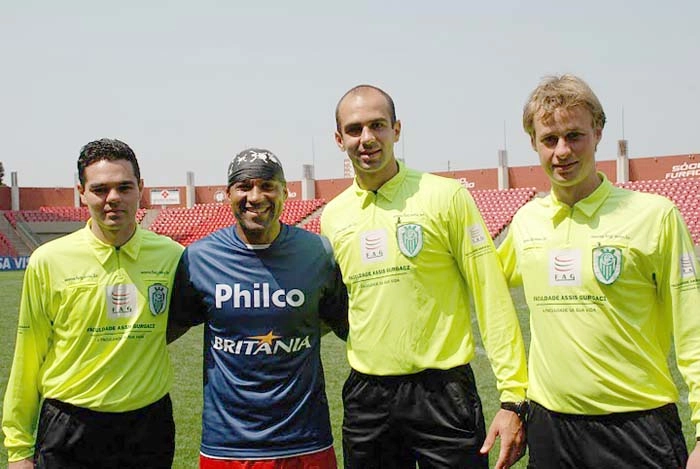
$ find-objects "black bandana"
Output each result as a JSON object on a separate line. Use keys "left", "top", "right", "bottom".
{"left": 227, "top": 148, "right": 286, "bottom": 188}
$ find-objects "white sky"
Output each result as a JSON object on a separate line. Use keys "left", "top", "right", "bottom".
{"left": 2, "top": 0, "right": 698, "bottom": 187}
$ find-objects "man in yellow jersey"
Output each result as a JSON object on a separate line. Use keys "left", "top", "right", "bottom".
{"left": 321, "top": 84, "right": 528, "bottom": 469}
{"left": 2, "top": 139, "right": 183, "bottom": 468}
{"left": 498, "top": 74, "right": 700, "bottom": 468}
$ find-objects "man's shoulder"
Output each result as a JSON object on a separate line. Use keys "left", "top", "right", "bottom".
{"left": 184, "top": 226, "right": 233, "bottom": 256}
{"left": 140, "top": 228, "right": 184, "bottom": 253}
{"left": 30, "top": 229, "right": 85, "bottom": 260}
{"left": 321, "top": 188, "right": 358, "bottom": 225}
{"left": 612, "top": 185, "right": 676, "bottom": 210}
{"left": 510, "top": 195, "right": 548, "bottom": 223}
{"left": 283, "top": 225, "right": 332, "bottom": 254}
{"left": 415, "top": 171, "right": 463, "bottom": 193}
{"left": 324, "top": 187, "right": 356, "bottom": 210}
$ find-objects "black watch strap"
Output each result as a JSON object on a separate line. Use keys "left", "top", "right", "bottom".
{"left": 501, "top": 401, "right": 529, "bottom": 421}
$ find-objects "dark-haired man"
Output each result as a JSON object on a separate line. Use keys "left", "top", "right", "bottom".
{"left": 3, "top": 138, "right": 183, "bottom": 468}
{"left": 168, "top": 148, "right": 348, "bottom": 468}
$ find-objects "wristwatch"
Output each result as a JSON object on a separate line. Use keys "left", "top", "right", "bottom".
{"left": 501, "top": 401, "right": 529, "bottom": 422}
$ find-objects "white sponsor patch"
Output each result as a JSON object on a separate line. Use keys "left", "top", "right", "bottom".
{"left": 106, "top": 284, "right": 138, "bottom": 319}
{"left": 468, "top": 224, "right": 487, "bottom": 246}
{"left": 360, "top": 229, "right": 387, "bottom": 263}
{"left": 680, "top": 253, "right": 697, "bottom": 278}
{"left": 549, "top": 249, "right": 582, "bottom": 286}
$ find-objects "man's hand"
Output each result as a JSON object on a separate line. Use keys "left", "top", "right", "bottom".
{"left": 687, "top": 443, "right": 700, "bottom": 468}
{"left": 480, "top": 408, "right": 526, "bottom": 469}
{"left": 9, "top": 458, "right": 34, "bottom": 469}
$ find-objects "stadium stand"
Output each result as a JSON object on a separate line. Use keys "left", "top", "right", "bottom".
{"left": 303, "top": 217, "right": 321, "bottom": 234}
{"left": 0, "top": 232, "right": 18, "bottom": 256}
{"left": 471, "top": 187, "right": 538, "bottom": 238}
{"left": 3, "top": 211, "right": 19, "bottom": 228}
{"left": 149, "top": 200, "right": 327, "bottom": 245}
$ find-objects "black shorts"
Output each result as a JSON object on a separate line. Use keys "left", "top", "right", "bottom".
{"left": 34, "top": 394, "right": 175, "bottom": 469}
{"left": 342, "top": 364, "right": 487, "bottom": 469}
{"left": 527, "top": 400, "right": 688, "bottom": 469}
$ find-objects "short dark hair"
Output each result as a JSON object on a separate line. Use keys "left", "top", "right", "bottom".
{"left": 77, "top": 138, "right": 141, "bottom": 186}
{"left": 335, "top": 84, "right": 396, "bottom": 132}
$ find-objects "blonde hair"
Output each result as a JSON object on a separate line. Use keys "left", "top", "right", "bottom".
{"left": 523, "top": 74, "right": 606, "bottom": 138}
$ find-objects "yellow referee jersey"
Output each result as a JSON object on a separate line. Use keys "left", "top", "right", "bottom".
{"left": 321, "top": 162, "right": 527, "bottom": 402}
{"left": 499, "top": 174, "right": 700, "bottom": 436}
{"left": 2, "top": 222, "right": 183, "bottom": 462}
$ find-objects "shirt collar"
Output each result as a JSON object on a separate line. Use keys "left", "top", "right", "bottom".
{"left": 546, "top": 172, "right": 612, "bottom": 219}
{"left": 83, "top": 220, "right": 142, "bottom": 265}
{"left": 352, "top": 160, "right": 407, "bottom": 204}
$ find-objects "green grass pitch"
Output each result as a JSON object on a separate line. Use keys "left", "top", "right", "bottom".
{"left": 0, "top": 270, "right": 695, "bottom": 468}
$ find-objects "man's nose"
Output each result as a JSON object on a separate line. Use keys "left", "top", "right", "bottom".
{"left": 360, "top": 126, "right": 376, "bottom": 145}
{"left": 106, "top": 188, "right": 121, "bottom": 203}
{"left": 247, "top": 185, "right": 264, "bottom": 202}
{"left": 554, "top": 137, "right": 571, "bottom": 158}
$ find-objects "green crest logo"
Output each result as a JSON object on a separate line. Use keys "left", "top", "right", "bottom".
{"left": 592, "top": 246, "right": 622, "bottom": 285}
{"left": 148, "top": 283, "right": 168, "bottom": 316}
{"left": 397, "top": 224, "right": 423, "bottom": 258}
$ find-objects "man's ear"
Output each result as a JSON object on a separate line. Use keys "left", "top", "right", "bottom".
{"left": 393, "top": 120, "right": 401, "bottom": 143}
{"left": 77, "top": 183, "right": 86, "bottom": 204}
{"left": 334, "top": 130, "right": 345, "bottom": 151}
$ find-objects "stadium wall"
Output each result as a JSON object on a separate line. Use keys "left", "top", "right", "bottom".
{"left": 6, "top": 154, "right": 699, "bottom": 209}
{"left": 0, "top": 186, "right": 9, "bottom": 210}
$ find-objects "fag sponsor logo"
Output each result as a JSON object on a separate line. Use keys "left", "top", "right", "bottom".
{"left": 549, "top": 250, "right": 582, "bottom": 286}
{"left": 215, "top": 283, "right": 305, "bottom": 308}
{"left": 106, "top": 284, "right": 138, "bottom": 319}
{"left": 212, "top": 330, "right": 312, "bottom": 355}
{"left": 361, "top": 229, "right": 387, "bottom": 263}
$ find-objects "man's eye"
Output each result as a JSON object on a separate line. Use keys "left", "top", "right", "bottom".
{"left": 345, "top": 126, "right": 362, "bottom": 137}
{"left": 370, "top": 122, "right": 385, "bottom": 130}
{"left": 542, "top": 136, "right": 557, "bottom": 146}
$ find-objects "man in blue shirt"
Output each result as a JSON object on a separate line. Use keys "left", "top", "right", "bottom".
{"left": 168, "top": 148, "right": 348, "bottom": 469}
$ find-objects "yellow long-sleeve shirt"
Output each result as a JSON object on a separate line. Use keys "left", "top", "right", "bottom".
{"left": 2, "top": 222, "right": 183, "bottom": 462}
{"left": 321, "top": 162, "right": 527, "bottom": 402}
{"left": 499, "top": 174, "right": 700, "bottom": 436}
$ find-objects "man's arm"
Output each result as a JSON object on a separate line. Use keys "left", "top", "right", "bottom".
{"left": 318, "top": 236, "right": 349, "bottom": 341}
{"left": 166, "top": 251, "right": 204, "bottom": 343}
{"left": 480, "top": 408, "right": 526, "bottom": 469}
{"left": 319, "top": 263, "right": 349, "bottom": 341}
{"left": 661, "top": 209, "right": 700, "bottom": 446}
{"left": 8, "top": 458, "right": 34, "bottom": 469}
{"left": 449, "top": 187, "right": 528, "bottom": 402}
{"left": 3, "top": 262, "right": 52, "bottom": 464}
{"left": 449, "top": 187, "right": 528, "bottom": 468}
{"left": 687, "top": 445, "right": 700, "bottom": 469}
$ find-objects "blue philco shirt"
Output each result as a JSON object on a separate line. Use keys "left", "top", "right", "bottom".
{"left": 169, "top": 224, "right": 348, "bottom": 459}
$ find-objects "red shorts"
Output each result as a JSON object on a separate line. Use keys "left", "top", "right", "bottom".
{"left": 199, "top": 447, "right": 337, "bottom": 469}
